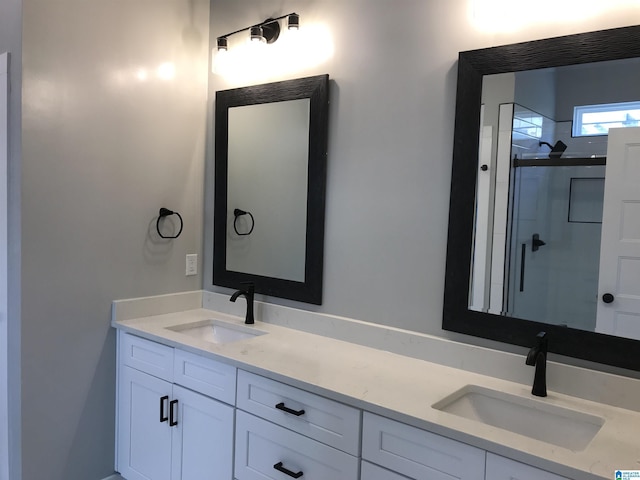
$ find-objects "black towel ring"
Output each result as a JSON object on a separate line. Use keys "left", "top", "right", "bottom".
{"left": 156, "top": 207, "right": 183, "bottom": 239}
{"left": 233, "top": 208, "right": 254, "bottom": 236}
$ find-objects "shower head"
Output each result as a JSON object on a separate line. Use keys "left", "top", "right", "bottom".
{"left": 539, "top": 140, "right": 568, "bottom": 159}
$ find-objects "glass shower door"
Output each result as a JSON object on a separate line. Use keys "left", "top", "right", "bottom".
{"left": 507, "top": 164, "right": 604, "bottom": 329}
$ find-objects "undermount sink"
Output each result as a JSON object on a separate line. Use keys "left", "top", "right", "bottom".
{"left": 166, "top": 319, "right": 267, "bottom": 345}
{"left": 432, "top": 385, "right": 604, "bottom": 451}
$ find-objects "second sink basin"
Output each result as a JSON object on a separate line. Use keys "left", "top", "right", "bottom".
{"left": 166, "top": 319, "right": 267, "bottom": 345}
{"left": 432, "top": 385, "right": 604, "bottom": 451}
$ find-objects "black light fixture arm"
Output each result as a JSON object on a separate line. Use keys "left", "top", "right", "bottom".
{"left": 217, "top": 12, "right": 298, "bottom": 45}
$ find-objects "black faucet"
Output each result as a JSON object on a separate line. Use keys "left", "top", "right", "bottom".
{"left": 230, "top": 283, "right": 255, "bottom": 324}
{"left": 525, "top": 331, "right": 547, "bottom": 397}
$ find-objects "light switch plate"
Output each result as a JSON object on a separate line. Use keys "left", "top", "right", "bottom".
{"left": 185, "top": 254, "right": 197, "bottom": 276}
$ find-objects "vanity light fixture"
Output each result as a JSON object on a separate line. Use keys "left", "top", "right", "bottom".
{"left": 250, "top": 26, "right": 265, "bottom": 43}
{"left": 216, "top": 13, "right": 300, "bottom": 51}
{"left": 217, "top": 37, "right": 228, "bottom": 51}
{"left": 288, "top": 13, "right": 299, "bottom": 30}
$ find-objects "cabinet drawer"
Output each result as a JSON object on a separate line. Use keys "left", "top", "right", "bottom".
{"left": 237, "top": 370, "right": 360, "bottom": 455}
{"left": 235, "top": 411, "right": 358, "bottom": 480}
{"left": 361, "top": 461, "right": 410, "bottom": 480}
{"left": 362, "top": 412, "right": 485, "bottom": 480}
{"left": 486, "top": 453, "right": 569, "bottom": 480}
{"left": 119, "top": 332, "right": 174, "bottom": 381}
{"left": 174, "top": 349, "right": 237, "bottom": 404}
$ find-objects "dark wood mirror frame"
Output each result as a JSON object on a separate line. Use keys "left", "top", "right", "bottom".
{"left": 443, "top": 25, "right": 640, "bottom": 371}
{"left": 213, "top": 74, "right": 329, "bottom": 305}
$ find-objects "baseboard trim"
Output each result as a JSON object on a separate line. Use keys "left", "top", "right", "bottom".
{"left": 101, "top": 474, "right": 124, "bottom": 480}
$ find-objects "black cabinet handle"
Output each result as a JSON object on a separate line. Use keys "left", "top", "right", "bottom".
{"left": 603, "top": 293, "right": 615, "bottom": 304}
{"left": 160, "top": 395, "right": 169, "bottom": 423}
{"left": 169, "top": 399, "right": 179, "bottom": 426}
{"left": 275, "top": 402, "right": 305, "bottom": 417}
{"left": 273, "top": 462, "right": 303, "bottom": 478}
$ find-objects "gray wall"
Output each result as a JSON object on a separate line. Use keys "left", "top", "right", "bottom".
{"left": 0, "top": 0, "right": 22, "bottom": 478}
{"left": 19, "top": 0, "right": 209, "bottom": 478}
{"left": 205, "top": 1, "right": 640, "bottom": 336}
{"left": 515, "top": 68, "right": 557, "bottom": 120}
{"left": 555, "top": 58, "right": 640, "bottom": 121}
{"left": 5, "top": 1, "right": 640, "bottom": 479}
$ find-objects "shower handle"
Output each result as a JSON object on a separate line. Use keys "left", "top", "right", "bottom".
{"left": 532, "top": 233, "right": 546, "bottom": 252}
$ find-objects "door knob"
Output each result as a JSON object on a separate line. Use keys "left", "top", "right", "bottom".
{"left": 602, "top": 293, "right": 615, "bottom": 304}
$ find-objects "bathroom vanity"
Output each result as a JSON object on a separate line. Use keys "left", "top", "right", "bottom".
{"left": 112, "top": 292, "right": 640, "bottom": 480}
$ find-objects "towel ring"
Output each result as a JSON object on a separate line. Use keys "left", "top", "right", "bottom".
{"left": 156, "top": 207, "right": 183, "bottom": 239}
{"left": 233, "top": 208, "right": 254, "bottom": 236}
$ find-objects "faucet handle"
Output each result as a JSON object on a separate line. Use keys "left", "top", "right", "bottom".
{"left": 240, "top": 281, "right": 255, "bottom": 294}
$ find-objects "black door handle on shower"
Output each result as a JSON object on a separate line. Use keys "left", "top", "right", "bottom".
{"left": 273, "top": 462, "right": 303, "bottom": 478}
{"left": 160, "top": 395, "right": 169, "bottom": 423}
{"left": 275, "top": 402, "right": 305, "bottom": 416}
{"left": 169, "top": 399, "right": 179, "bottom": 426}
{"left": 532, "top": 233, "right": 546, "bottom": 252}
{"left": 520, "top": 243, "right": 526, "bottom": 292}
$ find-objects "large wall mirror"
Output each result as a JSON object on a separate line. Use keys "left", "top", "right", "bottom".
{"left": 213, "top": 74, "right": 329, "bottom": 304}
{"left": 443, "top": 25, "right": 640, "bottom": 370}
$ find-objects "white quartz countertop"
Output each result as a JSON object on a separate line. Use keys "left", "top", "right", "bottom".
{"left": 113, "top": 308, "right": 640, "bottom": 479}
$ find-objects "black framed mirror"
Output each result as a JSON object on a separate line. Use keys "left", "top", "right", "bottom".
{"left": 213, "top": 74, "right": 329, "bottom": 304}
{"left": 443, "top": 25, "right": 640, "bottom": 370}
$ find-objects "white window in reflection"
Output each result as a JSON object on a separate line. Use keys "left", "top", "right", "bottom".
{"left": 512, "top": 111, "right": 543, "bottom": 140}
{"left": 573, "top": 101, "right": 640, "bottom": 137}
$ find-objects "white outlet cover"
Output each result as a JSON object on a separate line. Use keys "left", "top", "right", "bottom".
{"left": 185, "top": 254, "right": 197, "bottom": 276}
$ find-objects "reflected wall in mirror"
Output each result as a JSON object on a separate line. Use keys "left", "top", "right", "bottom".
{"left": 443, "top": 25, "right": 640, "bottom": 370}
{"left": 214, "top": 75, "right": 329, "bottom": 304}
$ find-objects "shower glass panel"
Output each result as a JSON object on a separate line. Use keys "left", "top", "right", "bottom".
{"left": 507, "top": 164, "right": 605, "bottom": 329}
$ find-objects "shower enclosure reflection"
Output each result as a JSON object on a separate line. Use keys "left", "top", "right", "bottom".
{"left": 469, "top": 57, "right": 640, "bottom": 336}
{"left": 506, "top": 161, "right": 605, "bottom": 330}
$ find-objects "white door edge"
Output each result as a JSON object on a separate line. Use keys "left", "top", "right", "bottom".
{"left": 0, "top": 51, "right": 9, "bottom": 480}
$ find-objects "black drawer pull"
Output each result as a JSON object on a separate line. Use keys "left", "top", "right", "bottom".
{"left": 275, "top": 402, "right": 305, "bottom": 416}
{"left": 169, "top": 399, "right": 179, "bottom": 426}
{"left": 160, "top": 395, "right": 169, "bottom": 423}
{"left": 273, "top": 462, "right": 303, "bottom": 478}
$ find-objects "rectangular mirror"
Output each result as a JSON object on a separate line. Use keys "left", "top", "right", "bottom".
{"left": 443, "top": 25, "right": 640, "bottom": 370}
{"left": 213, "top": 74, "right": 329, "bottom": 304}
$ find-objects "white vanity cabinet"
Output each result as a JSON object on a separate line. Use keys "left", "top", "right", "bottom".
{"left": 114, "top": 329, "right": 578, "bottom": 480}
{"left": 485, "top": 453, "right": 570, "bottom": 480}
{"left": 362, "top": 412, "right": 486, "bottom": 480}
{"left": 234, "top": 370, "right": 360, "bottom": 479}
{"left": 116, "top": 333, "right": 235, "bottom": 480}
{"left": 361, "top": 461, "right": 411, "bottom": 479}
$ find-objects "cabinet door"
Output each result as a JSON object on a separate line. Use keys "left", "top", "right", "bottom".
{"left": 485, "top": 453, "right": 570, "bottom": 480}
{"left": 174, "top": 349, "right": 236, "bottom": 404}
{"left": 235, "top": 411, "right": 359, "bottom": 480}
{"left": 118, "top": 366, "right": 173, "bottom": 480}
{"left": 237, "top": 370, "right": 360, "bottom": 455}
{"left": 171, "top": 385, "right": 235, "bottom": 480}
{"left": 362, "top": 412, "right": 485, "bottom": 480}
{"left": 361, "top": 461, "right": 410, "bottom": 480}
